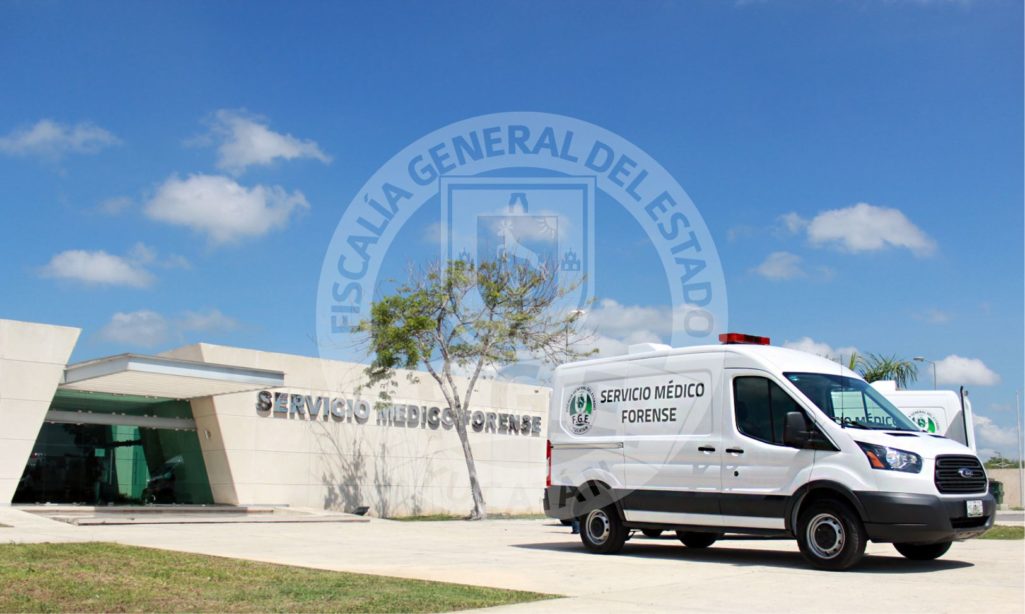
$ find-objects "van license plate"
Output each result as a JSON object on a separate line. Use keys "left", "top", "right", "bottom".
{"left": 966, "top": 500, "right": 983, "bottom": 517}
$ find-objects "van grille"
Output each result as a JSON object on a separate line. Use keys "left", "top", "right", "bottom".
{"left": 934, "top": 455, "right": 987, "bottom": 494}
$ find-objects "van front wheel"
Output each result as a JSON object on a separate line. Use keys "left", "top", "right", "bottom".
{"left": 894, "top": 541, "right": 951, "bottom": 561}
{"left": 580, "top": 505, "right": 627, "bottom": 554}
{"left": 796, "top": 500, "right": 866, "bottom": 570}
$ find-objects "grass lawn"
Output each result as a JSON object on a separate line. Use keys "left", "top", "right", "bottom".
{"left": 0, "top": 543, "right": 553, "bottom": 613}
{"left": 980, "top": 525, "right": 1024, "bottom": 540}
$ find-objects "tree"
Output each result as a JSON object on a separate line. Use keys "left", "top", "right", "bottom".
{"left": 357, "top": 257, "right": 593, "bottom": 519}
{"left": 848, "top": 352, "right": 919, "bottom": 389}
{"left": 984, "top": 454, "right": 1019, "bottom": 469}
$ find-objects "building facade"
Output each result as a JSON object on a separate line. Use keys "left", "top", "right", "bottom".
{"left": 0, "top": 319, "right": 549, "bottom": 516}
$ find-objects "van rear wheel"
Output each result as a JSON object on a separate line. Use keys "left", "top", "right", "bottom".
{"left": 579, "top": 505, "right": 628, "bottom": 554}
{"left": 796, "top": 500, "right": 866, "bottom": 570}
{"left": 894, "top": 541, "right": 952, "bottom": 561}
{"left": 676, "top": 531, "right": 719, "bottom": 548}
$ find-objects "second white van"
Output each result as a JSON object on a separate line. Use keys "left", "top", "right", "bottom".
{"left": 543, "top": 333, "right": 994, "bottom": 570}
{"left": 873, "top": 381, "right": 977, "bottom": 452}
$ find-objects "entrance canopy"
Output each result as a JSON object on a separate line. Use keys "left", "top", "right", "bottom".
{"left": 60, "top": 354, "right": 284, "bottom": 399}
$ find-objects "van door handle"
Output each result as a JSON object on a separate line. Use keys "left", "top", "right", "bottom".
{"left": 725, "top": 447, "right": 745, "bottom": 455}
{"left": 698, "top": 446, "right": 716, "bottom": 453}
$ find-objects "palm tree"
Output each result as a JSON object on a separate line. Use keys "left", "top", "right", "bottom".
{"left": 847, "top": 352, "right": 919, "bottom": 389}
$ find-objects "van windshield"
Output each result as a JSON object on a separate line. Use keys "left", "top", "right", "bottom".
{"left": 783, "top": 372, "right": 920, "bottom": 431}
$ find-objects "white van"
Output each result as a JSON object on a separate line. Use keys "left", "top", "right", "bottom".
{"left": 543, "top": 334, "right": 995, "bottom": 570}
{"left": 872, "top": 381, "right": 977, "bottom": 452}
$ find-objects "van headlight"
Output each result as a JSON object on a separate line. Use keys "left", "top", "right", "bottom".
{"left": 856, "top": 442, "right": 922, "bottom": 473}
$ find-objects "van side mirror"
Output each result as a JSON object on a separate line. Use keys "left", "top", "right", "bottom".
{"left": 783, "top": 411, "right": 810, "bottom": 448}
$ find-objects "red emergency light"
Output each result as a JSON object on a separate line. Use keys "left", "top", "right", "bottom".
{"left": 719, "top": 332, "right": 771, "bottom": 346}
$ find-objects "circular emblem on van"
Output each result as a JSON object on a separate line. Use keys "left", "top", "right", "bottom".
{"left": 908, "top": 410, "right": 938, "bottom": 434}
{"left": 567, "top": 386, "right": 595, "bottom": 435}
{"left": 958, "top": 468, "right": 976, "bottom": 479}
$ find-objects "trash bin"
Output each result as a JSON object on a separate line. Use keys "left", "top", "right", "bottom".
{"left": 989, "top": 479, "right": 1004, "bottom": 505}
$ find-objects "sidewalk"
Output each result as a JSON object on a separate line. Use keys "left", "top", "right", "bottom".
{"left": 2, "top": 508, "right": 1022, "bottom": 613}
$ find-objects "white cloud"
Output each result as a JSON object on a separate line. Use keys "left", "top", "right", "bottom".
{"left": 753, "top": 251, "right": 805, "bottom": 280}
{"left": 179, "top": 309, "right": 238, "bottom": 332}
{"left": 97, "top": 308, "right": 240, "bottom": 349}
{"left": 422, "top": 221, "right": 442, "bottom": 245}
{"left": 162, "top": 254, "right": 192, "bottom": 270}
{"left": 913, "top": 308, "right": 952, "bottom": 324}
{"left": 566, "top": 299, "right": 706, "bottom": 358}
{"left": 128, "top": 242, "right": 157, "bottom": 265}
{"left": 934, "top": 354, "right": 1001, "bottom": 386}
{"left": 583, "top": 299, "right": 676, "bottom": 341}
{"left": 783, "top": 337, "right": 859, "bottom": 363}
{"left": 40, "top": 249, "right": 153, "bottom": 288}
{"left": 98, "top": 310, "right": 169, "bottom": 347}
{"left": 144, "top": 174, "right": 309, "bottom": 245}
{"left": 39, "top": 243, "right": 188, "bottom": 287}
{"left": 0, "top": 119, "right": 119, "bottom": 159}
{"left": 127, "top": 242, "right": 190, "bottom": 270}
{"left": 779, "top": 212, "right": 807, "bottom": 234}
{"left": 973, "top": 414, "right": 1018, "bottom": 452}
{"left": 201, "top": 109, "right": 331, "bottom": 175}
{"left": 799, "top": 203, "right": 936, "bottom": 256}
{"left": 96, "top": 196, "right": 133, "bottom": 215}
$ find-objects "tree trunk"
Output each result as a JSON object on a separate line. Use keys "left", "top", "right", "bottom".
{"left": 453, "top": 412, "right": 487, "bottom": 520}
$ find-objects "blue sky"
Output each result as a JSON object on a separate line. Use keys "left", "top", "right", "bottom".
{"left": 0, "top": 0, "right": 1021, "bottom": 456}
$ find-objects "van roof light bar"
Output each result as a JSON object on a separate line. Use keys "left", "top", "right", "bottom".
{"left": 719, "top": 332, "right": 771, "bottom": 345}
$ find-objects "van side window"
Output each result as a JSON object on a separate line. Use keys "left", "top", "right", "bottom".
{"left": 733, "top": 376, "right": 802, "bottom": 445}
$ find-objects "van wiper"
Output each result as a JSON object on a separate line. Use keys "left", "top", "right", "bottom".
{"left": 836, "top": 418, "right": 870, "bottom": 430}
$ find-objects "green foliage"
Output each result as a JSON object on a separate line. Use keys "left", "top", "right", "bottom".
{"left": 985, "top": 455, "right": 1022, "bottom": 469}
{"left": 851, "top": 352, "right": 919, "bottom": 389}
{"left": 358, "top": 257, "right": 593, "bottom": 391}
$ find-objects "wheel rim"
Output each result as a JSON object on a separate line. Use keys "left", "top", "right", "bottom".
{"left": 806, "top": 513, "right": 845, "bottom": 559}
{"left": 585, "top": 509, "right": 610, "bottom": 545}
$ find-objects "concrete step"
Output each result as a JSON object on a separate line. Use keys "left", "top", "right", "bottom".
{"left": 15, "top": 504, "right": 370, "bottom": 526}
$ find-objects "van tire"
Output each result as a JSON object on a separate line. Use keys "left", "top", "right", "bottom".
{"left": 641, "top": 529, "right": 663, "bottom": 538}
{"left": 579, "top": 505, "right": 628, "bottom": 554}
{"left": 796, "top": 500, "right": 866, "bottom": 570}
{"left": 676, "top": 531, "right": 719, "bottom": 548}
{"left": 894, "top": 541, "right": 952, "bottom": 561}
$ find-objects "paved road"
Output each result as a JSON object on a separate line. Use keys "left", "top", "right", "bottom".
{"left": 1, "top": 508, "right": 1022, "bottom": 613}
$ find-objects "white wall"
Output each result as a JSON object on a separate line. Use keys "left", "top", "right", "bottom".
{"left": 0, "top": 319, "right": 80, "bottom": 504}
{"left": 165, "top": 344, "right": 550, "bottom": 517}
{"left": 987, "top": 468, "right": 1023, "bottom": 509}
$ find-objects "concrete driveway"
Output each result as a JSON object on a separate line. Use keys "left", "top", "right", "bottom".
{"left": 2, "top": 508, "right": 1022, "bottom": 613}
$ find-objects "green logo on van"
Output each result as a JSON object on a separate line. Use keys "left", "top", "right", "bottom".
{"left": 908, "top": 410, "right": 939, "bottom": 434}
{"left": 567, "top": 386, "right": 595, "bottom": 434}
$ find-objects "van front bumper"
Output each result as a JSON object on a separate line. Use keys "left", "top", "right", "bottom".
{"left": 855, "top": 491, "right": 996, "bottom": 544}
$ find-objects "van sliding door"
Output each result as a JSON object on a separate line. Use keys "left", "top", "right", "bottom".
{"left": 617, "top": 353, "right": 724, "bottom": 528}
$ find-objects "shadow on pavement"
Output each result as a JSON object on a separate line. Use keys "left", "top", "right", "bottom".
{"left": 515, "top": 539, "right": 974, "bottom": 573}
